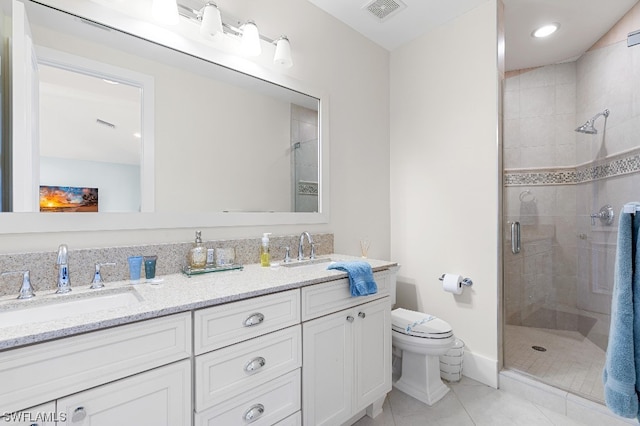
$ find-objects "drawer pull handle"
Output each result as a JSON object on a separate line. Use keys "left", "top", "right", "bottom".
{"left": 358, "top": 312, "right": 366, "bottom": 319}
{"left": 243, "top": 403, "right": 265, "bottom": 422}
{"left": 346, "top": 315, "right": 354, "bottom": 322}
{"left": 245, "top": 356, "right": 266, "bottom": 372}
{"left": 244, "top": 313, "right": 265, "bottom": 327}
{"left": 71, "top": 406, "right": 87, "bottom": 423}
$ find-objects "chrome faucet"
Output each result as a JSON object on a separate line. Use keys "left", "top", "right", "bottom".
{"left": 298, "top": 232, "right": 316, "bottom": 261}
{"left": 90, "top": 262, "right": 116, "bottom": 289}
{"left": 2, "top": 270, "right": 35, "bottom": 299}
{"left": 56, "top": 244, "right": 71, "bottom": 294}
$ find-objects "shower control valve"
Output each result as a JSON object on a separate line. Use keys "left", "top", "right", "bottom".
{"left": 590, "top": 204, "right": 614, "bottom": 226}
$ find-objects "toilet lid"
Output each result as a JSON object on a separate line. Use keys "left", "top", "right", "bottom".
{"left": 391, "top": 308, "right": 453, "bottom": 338}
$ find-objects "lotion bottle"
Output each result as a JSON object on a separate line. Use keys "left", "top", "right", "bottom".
{"left": 188, "top": 230, "right": 207, "bottom": 269}
{"left": 260, "top": 233, "right": 271, "bottom": 267}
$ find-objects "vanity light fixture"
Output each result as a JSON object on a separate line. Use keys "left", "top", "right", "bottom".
{"left": 152, "top": 0, "right": 179, "bottom": 26}
{"left": 532, "top": 23, "right": 559, "bottom": 38}
{"left": 170, "top": 1, "right": 294, "bottom": 67}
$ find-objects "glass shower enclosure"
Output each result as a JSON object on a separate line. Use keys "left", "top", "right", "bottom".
{"left": 502, "top": 23, "right": 640, "bottom": 403}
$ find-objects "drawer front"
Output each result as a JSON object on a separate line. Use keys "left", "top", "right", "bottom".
{"left": 195, "top": 368, "right": 301, "bottom": 426}
{"left": 301, "top": 270, "right": 390, "bottom": 321}
{"left": 274, "top": 411, "right": 301, "bottom": 426}
{"left": 194, "top": 289, "right": 300, "bottom": 355}
{"left": 0, "top": 312, "right": 191, "bottom": 414}
{"left": 57, "top": 360, "right": 191, "bottom": 426}
{"left": 195, "top": 325, "right": 301, "bottom": 411}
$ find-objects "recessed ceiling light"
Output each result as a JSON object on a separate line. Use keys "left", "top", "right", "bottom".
{"left": 532, "top": 23, "right": 559, "bottom": 38}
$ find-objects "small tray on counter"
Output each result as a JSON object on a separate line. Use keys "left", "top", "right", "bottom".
{"left": 182, "top": 264, "right": 244, "bottom": 277}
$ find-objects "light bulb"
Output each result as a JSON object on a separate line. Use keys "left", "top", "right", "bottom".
{"left": 241, "top": 21, "right": 261, "bottom": 56}
{"left": 532, "top": 23, "right": 559, "bottom": 38}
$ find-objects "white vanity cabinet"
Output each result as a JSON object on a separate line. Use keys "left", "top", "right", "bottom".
{"left": 0, "top": 312, "right": 191, "bottom": 420}
{"left": 301, "top": 271, "right": 392, "bottom": 426}
{"left": 193, "top": 289, "right": 302, "bottom": 425}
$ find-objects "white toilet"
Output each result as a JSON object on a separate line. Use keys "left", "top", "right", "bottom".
{"left": 391, "top": 308, "right": 455, "bottom": 405}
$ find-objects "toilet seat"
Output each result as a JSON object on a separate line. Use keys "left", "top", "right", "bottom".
{"left": 391, "top": 308, "right": 453, "bottom": 339}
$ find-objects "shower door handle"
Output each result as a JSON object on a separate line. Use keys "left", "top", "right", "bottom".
{"left": 510, "top": 221, "right": 521, "bottom": 254}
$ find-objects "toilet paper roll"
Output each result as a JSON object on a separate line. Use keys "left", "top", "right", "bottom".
{"left": 442, "top": 274, "right": 463, "bottom": 295}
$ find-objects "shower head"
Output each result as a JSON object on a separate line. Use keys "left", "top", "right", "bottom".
{"left": 575, "top": 109, "right": 610, "bottom": 134}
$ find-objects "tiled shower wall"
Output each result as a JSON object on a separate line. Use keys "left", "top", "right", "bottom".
{"left": 503, "top": 36, "right": 640, "bottom": 342}
{"left": 503, "top": 62, "right": 580, "bottom": 323}
{"left": 291, "top": 104, "right": 319, "bottom": 212}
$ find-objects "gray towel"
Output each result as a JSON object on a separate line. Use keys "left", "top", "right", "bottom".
{"left": 603, "top": 203, "right": 640, "bottom": 419}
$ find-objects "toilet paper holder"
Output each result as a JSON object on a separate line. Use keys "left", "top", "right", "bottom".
{"left": 438, "top": 274, "right": 473, "bottom": 287}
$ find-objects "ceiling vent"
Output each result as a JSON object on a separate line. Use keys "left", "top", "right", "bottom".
{"left": 363, "top": 0, "right": 407, "bottom": 22}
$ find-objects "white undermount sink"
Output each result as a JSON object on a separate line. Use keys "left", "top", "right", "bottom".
{"left": 281, "top": 257, "right": 334, "bottom": 268}
{"left": 0, "top": 288, "right": 142, "bottom": 328}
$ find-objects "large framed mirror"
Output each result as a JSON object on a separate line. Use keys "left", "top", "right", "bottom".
{"left": 0, "top": 0, "right": 329, "bottom": 233}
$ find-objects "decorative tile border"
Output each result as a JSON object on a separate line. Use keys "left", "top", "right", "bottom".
{"left": 298, "top": 181, "right": 318, "bottom": 196}
{"left": 505, "top": 148, "right": 640, "bottom": 186}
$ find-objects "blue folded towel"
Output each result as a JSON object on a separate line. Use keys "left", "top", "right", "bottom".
{"left": 603, "top": 204, "right": 640, "bottom": 419}
{"left": 327, "top": 261, "right": 377, "bottom": 297}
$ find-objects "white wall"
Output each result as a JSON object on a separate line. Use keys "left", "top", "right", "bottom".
{"left": 390, "top": 0, "right": 501, "bottom": 387}
{"left": 40, "top": 157, "right": 140, "bottom": 212}
{"left": 3, "top": 0, "right": 390, "bottom": 258}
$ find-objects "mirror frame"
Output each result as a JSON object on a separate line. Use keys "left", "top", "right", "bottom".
{"left": 0, "top": 0, "right": 329, "bottom": 234}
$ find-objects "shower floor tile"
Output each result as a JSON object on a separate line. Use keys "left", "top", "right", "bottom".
{"left": 504, "top": 324, "right": 605, "bottom": 403}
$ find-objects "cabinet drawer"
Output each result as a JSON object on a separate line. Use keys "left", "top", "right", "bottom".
{"left": 195, "top": 325, "right": 301, "bottom": 411}
{"left": 194, "top": 289, "right": 300, "bottom": 355}
{"left": 195, "top": 368, "right": 301, "bottom": 426}
{"left": 0, "top": 312, "right": 191, "bottom": 414}
{"left": 301, "top": 270, "right": 390, "bottom": 321}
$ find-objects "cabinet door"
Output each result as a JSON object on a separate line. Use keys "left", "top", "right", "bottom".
{"left": 302, "top": 309, "right": 354, "bottom": 426}
{"left": 353, "top": 297, "right": 391, "bottom": 411}
{"left": 3, "top": 402, "right": 57, "bottom": 426}
{"left": 57, "top": 360, "right": 190, "bottom": 426}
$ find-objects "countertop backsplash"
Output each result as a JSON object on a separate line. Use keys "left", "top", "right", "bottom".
{"left": 0, "top": 233, "right": 333, "bottom": 297}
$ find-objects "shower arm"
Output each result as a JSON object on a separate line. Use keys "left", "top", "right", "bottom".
{"left": 589, "top": 109, "right": 610, "bottom": 123}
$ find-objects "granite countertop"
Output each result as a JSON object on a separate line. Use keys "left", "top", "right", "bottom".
{"left": 0, "top": 255, "right": 397, "bottom": 351}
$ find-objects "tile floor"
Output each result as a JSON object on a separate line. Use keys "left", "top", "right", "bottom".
{"left": 353, "top": 376, "right": 635, "bottom": 426}
{"left": 504, "top": 324, "right": 605, "bottom": 403}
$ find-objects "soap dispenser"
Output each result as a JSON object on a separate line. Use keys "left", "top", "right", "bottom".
{"left": 188, "top": 230, "right": 207, "bottom": 269}
{"left": 260, "top": 233, "right": 271, "bottom": 267}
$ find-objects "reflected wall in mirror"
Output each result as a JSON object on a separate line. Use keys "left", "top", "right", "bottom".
{"left": 2, "top": 0, "right": 320, "bottom": 215}
{"left": 38, "top": 58, "right": 146, "bottom": 212}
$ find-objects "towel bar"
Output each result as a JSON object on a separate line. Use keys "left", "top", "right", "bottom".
{"left": 623, "top": 203, "right": 640, "bottom": 213}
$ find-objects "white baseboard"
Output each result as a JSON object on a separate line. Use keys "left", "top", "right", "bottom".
{"left": 461, "top": 351, "right": 498, "bottom": 388}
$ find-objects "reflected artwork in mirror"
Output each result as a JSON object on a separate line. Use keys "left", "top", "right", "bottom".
{"left": 0, "top": 0, "right": 324, "bottom": 229}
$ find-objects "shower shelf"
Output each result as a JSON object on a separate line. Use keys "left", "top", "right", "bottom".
{"left": 181, "top": 264, "right": 244, "bottom": 277}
